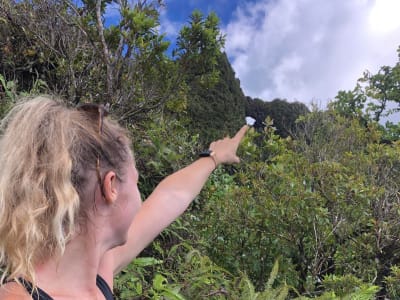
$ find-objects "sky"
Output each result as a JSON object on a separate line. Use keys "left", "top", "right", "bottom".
{"left": 155, "top": 0, "right": 400, "bottom": 109}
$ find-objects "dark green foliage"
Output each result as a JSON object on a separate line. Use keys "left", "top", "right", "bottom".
{"left": 173, "top": 10, "right": 246, "bottom": 144}
{"left": 185, "top": 52, "right": 246, "bottom": 144}
{"left": 175, "top": 10, "right": 225, "bottom": 88}
{"left": 0, "top": 75, "right": 15, "bottom": 117}
{"left": 189, "top": 109, "right": 400, "bottom": 297}
{"left": 245, "top": 97, "right": 309, "bottom": 137}
{"left": 131, "top": 117, "right": 200, "bottom": 198}
{"left": 385, "top": 265, "right": 400, "bottom": 299}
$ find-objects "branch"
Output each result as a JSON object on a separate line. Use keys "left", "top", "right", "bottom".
{"left": 95, "top": 0, "right": 113, "bottom": 96}
{"left": 205, "top": 288, "right": 229, "bottom": 297}
{"left": 95, "top": 0, "right": 110, "bottom": 64}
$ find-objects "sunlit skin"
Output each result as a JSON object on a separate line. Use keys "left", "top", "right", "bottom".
{"left": 101, "top": 158, "right": 142, "bottom": 247}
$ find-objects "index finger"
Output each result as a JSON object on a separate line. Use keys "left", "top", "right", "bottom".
{"left": 233, "top": 125, "right": 249, "bottom": 142}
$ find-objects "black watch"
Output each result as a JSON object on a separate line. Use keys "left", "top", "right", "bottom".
{"left": 199, "top": 149, "right": 213, "bottom": 157}
{"left": 199, "top": 149, "right": 218, "bottom": 168}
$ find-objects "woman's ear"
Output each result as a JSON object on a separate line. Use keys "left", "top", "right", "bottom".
{"left": 102, "top": 171, "right": 118, "bottom": 205}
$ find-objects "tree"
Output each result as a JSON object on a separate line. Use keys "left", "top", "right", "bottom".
{"left": 0, "top": 0, "right": 182, "bottom": 122}
{"left": 174, "top": 10, "right": 225, "bottom": 88}
{"left": 245, "top": 97, "right": 309, "bottom": 137}
{"left": 330, "top": 45, "right": 400, "bottom": 138}
{"left": 184, "top": 52, "right": 246, "bottom": 144}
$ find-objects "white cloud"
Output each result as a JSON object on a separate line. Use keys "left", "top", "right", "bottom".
{"left": 159, "top": 8, "right": 182, "bottom": 39}
{"left": 224, "top": 0, "right": 400, "bottom": 107}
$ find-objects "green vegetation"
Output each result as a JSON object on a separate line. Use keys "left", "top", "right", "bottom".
{"left": 2, "top": 1, "right": 400, "bottom": 299}
{"left": 245, "top": 97, "right": 309, "bottom": 137}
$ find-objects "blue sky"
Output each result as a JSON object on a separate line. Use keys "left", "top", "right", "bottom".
{"left": 162, "top": 0, "right": 240, "bottom": 25}
{"left": 107, "top": 0, "right": 400, "bottom": 113}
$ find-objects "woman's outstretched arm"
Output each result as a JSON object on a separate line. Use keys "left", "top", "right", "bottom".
{"left": 102, "top": 125, "right": 249, "bottom": 276}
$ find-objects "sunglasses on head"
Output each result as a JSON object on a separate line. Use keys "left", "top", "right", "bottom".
{"left": 76, "top": 103, "right": 110, "bottom": 192}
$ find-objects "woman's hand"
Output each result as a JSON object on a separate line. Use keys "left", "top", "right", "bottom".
{"left": 209, "top": 125, "right": 249, "bottom": 166}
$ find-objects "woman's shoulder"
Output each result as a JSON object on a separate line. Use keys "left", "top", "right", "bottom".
{"left": 0, "top": 282, "right": 31, "bottom": 300}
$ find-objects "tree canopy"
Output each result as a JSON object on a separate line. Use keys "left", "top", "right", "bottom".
{"left": 245, "top": 96, "right": 309, "bottom": 137}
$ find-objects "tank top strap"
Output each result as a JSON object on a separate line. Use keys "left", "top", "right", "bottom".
{"left": 96, "top": 274, "right": 114, "bottom": 300}
{"left": 18, "top": 275, "right": 113, "bottom": 299}
{"left": 20, "top": 279, "right": 53, "bottom": 300}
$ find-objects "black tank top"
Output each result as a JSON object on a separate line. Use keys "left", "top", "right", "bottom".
{"left": 21, "top": 275, "right": 114, "bottom": 300}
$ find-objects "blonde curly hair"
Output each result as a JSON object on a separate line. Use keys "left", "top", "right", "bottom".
{"left": 0, "top": 96, "right": 131, "bottom": 285}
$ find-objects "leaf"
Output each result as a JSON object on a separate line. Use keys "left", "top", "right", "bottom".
{"left": 239, "top": 275, "right": 257, "bottom": 300}
{"left": 133, "top": 257, "right": 163, "bottom": 267}
{"left": 153, "top": 273, "right": 168, "bottom": 290}
{"left": 0, "top": 74, "right": 14, "bottom": 99}
{"left": 160, "top": 288, "right": 186, "bottom": 300}
{"left": 266, "top": 258, "right": 279, "bottom": 290}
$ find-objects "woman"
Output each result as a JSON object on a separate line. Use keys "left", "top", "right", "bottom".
{"left": 0, "top": 96, "right": 248, "bottom": 299}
